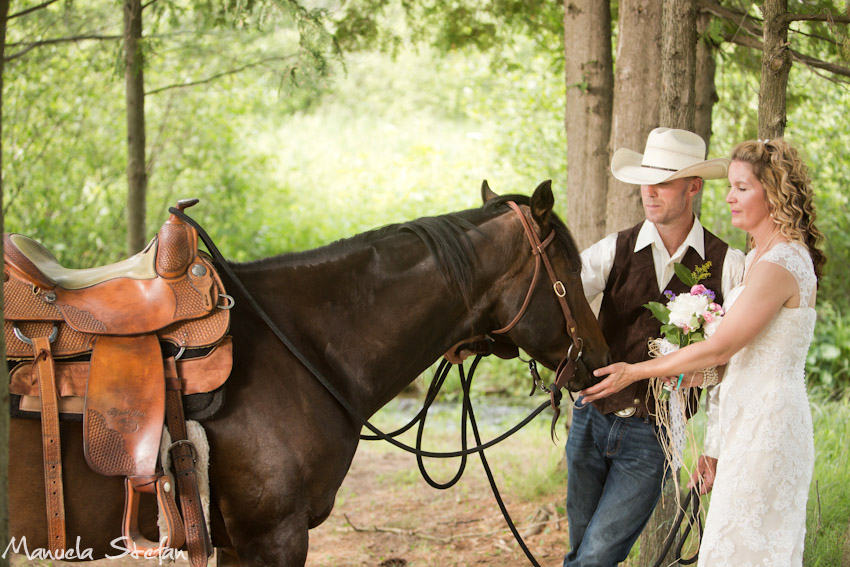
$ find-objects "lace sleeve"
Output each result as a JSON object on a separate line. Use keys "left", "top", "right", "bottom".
{"left": 760, "top": 242, "right": 816, "bottom": 308}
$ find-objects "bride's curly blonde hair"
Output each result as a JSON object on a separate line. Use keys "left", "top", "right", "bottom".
{"left": 730, "top": 138, "right": 826, "bottom": 280}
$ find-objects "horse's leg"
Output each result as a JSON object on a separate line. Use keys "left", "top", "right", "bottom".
{"left": 226, "top": 516, "right": 309, "bottom": 567}
{"left": 216, "top": 547, "right": 241, "bottom": 567}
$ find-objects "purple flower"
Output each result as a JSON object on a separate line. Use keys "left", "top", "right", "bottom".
{"left": 664, "top": 290, "right": 676, "bottom": 301}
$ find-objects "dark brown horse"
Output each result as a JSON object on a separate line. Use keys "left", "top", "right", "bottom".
{"left": 10, "top": 180, "right": 609, "bottom": 566}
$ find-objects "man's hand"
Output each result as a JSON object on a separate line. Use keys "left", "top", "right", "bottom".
{"left": 688, "top": 455, "right": 718, "bottom": 495}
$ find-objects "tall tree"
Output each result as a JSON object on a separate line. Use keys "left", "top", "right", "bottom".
{"left": 605, "top": 0, "right": 662, "bottom": 234}
{"left": 124, "top": 0, "right": 147, "bottom": 253}
{"left": 637, "top": 4, "right": 699, "bottom": 564}
{"left": 564, "top": 0, "right": 613, "bottom": 250}
{"left": 699, "top": 0, "right": 850, "bottom": 139}
{"left": 759, "top": 0, "right": 792, "bottom": 138}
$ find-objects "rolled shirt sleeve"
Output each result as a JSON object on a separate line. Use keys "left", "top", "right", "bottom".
{"left": 580, "top": 233, "right": 617, "bottom": 304}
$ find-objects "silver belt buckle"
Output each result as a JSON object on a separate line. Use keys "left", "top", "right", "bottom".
{"left": 614, "top": 406, "right": 636, "bottom": 418}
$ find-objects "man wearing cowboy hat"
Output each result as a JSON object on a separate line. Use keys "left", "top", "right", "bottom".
{"left": 563, "top": 128, "right": 745, "bottom": 567}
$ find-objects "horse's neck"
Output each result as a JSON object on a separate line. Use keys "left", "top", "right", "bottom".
{"left": 236, "top": 231, "right": 507, "bottom": 414}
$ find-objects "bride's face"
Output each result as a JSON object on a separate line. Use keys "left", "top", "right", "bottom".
{"left": 726, "top": 160, "right": 771, "bottom": 233}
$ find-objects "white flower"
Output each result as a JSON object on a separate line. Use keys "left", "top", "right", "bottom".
{"left": 667, "top": 293, "right": 710, "bottom": 331}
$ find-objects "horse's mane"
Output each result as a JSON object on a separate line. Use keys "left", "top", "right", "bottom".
{"left": 235, "top": 195, "right": 582, "bottom": 305}
{"left": 394, "top": 193, "right": 582, "bottom": 303}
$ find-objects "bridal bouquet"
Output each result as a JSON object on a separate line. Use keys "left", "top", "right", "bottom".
{"left": 644, "top": 261, "right": 724, "bottom": 475}
{"left": 644, "top": 261, "right": 725, "bottom": 352}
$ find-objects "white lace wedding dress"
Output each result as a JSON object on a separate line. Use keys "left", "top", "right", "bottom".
{"left": 699, "top": 242, "right": 816, "bottom": 567}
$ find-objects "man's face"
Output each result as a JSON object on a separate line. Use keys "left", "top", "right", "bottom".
{"left": 640, "top": 177, "right": 699, "bottom": 226}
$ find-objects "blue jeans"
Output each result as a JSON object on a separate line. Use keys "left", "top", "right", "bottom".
{"left": 563, "top": 397, "right": 669, "bottom": 567}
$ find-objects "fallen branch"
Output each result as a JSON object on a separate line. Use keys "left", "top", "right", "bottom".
{"left": 343, "top": 513, "right": 562, "bottom": 544}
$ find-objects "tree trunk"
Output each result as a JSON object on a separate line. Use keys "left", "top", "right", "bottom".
{"left": 759, "top": 0, "right": 791, "bottom": 139}
{"left": 606, "top": 0, "right": 662, "bottom": 234}
{"left": 563, "top": 0, "right": 613, "bottom": 251}
{"left": 693, "top": 9, "right": 720, "bottom": 218}
{"left": 0, "top": 0, "right": 11, "bottom": 562}
{"left": 124, "top": 0, "right": 148, "bottom": 254}
{"left": 659, "top": 0, "right": 697, "bottom": 129}
{"left": 637, "top": 2, "right": 698, "bottom": 566}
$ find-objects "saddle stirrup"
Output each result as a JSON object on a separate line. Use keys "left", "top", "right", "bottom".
{"left": 123, "top": 476, "right": 186, "bottom": 554}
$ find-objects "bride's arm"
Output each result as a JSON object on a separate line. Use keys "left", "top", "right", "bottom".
{"left": 579, "top": 260, "right": 798, "bottom": 402}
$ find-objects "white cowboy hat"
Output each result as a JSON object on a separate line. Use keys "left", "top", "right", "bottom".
{"left": 610, "top": 127, "right": 730, "bottom": 185}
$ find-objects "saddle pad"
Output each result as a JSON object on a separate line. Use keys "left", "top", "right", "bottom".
{"left": 84, "top": 335, "right": 165, "bottom": 477}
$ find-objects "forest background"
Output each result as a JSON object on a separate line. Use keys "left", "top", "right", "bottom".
{"left": 2, "top": 0, "right": 850, "bottom": 565}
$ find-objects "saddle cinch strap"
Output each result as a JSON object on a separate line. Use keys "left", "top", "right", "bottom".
{"left": 5, "top": 199, "right": 229, "bottom": 567}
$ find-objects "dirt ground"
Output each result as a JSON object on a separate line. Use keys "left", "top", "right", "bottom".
{"left": 305, "top": 443, "right": 569, "bottom": 567}
{"left": 10, "top": 439, "right": 569, "bottom": 567}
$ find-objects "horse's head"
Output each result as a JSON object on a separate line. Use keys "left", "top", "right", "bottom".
{"left": 477, "top": 180, "right": 610, "bottom": 392}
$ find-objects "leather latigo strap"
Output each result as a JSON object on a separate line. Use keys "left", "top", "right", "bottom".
{"left": 164, "top": 357, "right": 212, "bottom": 567}
{"left": 32, "top": 335, "right": 66, "bottom": 555}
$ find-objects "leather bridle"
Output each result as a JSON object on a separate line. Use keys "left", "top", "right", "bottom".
{"left": 448, "top": 201, "right": 589, "bottom": 418}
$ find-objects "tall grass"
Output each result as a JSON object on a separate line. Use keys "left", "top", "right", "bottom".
{"left": 804, "top": 396, "right": 850, "bottom": 566}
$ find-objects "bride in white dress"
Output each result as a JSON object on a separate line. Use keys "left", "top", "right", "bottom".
{"left": 579, "top": 138, "right": 826, "bottom": 566}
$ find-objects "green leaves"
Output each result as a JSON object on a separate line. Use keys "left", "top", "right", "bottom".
{"left": 673, "top": 263, "right": 698, "bottom": 287}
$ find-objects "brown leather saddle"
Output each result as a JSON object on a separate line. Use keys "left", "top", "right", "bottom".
{"left": 4, "top": 199, "right": 233, "bottom": 567}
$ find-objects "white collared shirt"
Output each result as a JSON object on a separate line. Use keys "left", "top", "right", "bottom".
{"left": 580, "top": 218, "right": 745, "bottom": 303}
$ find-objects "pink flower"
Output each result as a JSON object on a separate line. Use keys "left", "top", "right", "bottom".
{"left": 690, "top": 284, "right": 707, "bottom": 296}
{"left": 702, "top": 311, "right": 715, "bottom": 324}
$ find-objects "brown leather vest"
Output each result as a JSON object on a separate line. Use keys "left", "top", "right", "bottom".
{"left": 593, "top": 222, "right": 729, "bottom": 420}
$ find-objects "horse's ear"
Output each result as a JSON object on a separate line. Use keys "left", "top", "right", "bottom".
{"left": 530, "top": 180, "right": 554, "bottom": 229}
{"left": 481, "top": 180, "right": 499, "bottom": 203}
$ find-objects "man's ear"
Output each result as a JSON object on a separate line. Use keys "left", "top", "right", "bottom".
{"left": 689, "top": 177, "right": 704, "bottom": 196}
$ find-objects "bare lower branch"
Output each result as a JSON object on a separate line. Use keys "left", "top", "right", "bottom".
{"left": 5, "top": 34, "right": 121, "bottom": 61}
{"left": 145, "top": 55, "right": 298, "bottom": 95}
{"left": 722, "top": 32, "right": 850, "bottom": 81}
{"left": 698, "top": 0, "right": 762, "bottom": 38}
{"left": 700, "top": 0, "right": 850, "bottom": 44}
{"left": 8, "top": 0, "right": 60, "bottom": 19}
{"left": 779, "top": 11, "right": 850, "bottom": 26}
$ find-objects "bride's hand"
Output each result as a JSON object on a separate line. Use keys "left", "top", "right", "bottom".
{"left": 579, "top": 362, "right": 637, "bottom": 402}
{"left": 687, "top": 455, "right": 718, "bottom": 495}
